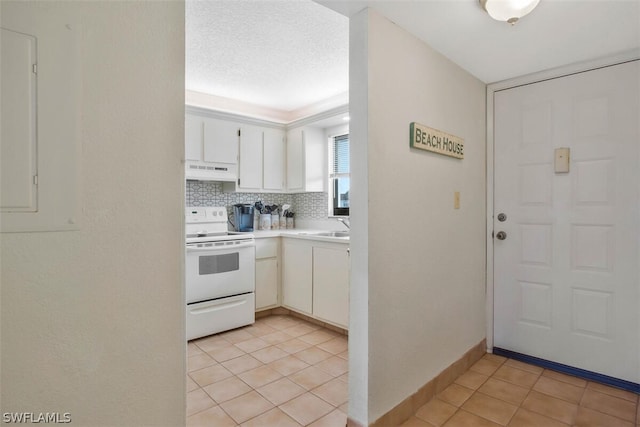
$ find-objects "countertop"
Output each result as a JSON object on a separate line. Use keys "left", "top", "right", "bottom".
{"left": 250, "top": 229, "right": 349, "bottom": 244}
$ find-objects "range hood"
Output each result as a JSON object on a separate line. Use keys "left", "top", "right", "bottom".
{"left": 185, "top": 160, "right": 237, "bottom": 182}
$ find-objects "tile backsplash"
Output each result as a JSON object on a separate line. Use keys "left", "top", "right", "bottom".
{"left": 186, "top": 181, "right": 329, "bottom": 220}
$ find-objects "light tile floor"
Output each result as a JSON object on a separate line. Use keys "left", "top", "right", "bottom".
{"left": 187, "top": 315, "right": 348, "bottom": 426}
{"left": 188, "top": 314, "right": 639, "bottom": 427}
{"left": 403, "top": 353, "right": 640, "bottom": 427}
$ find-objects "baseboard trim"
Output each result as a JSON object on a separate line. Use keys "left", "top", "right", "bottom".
{"left": 369, "top": 339, "right": 486, "bottom": 427}
{"left": 493, "top": 347, "right": 640, "bottom": 393}
{"left": 256, "top": 307, "right": 348, "bottom": 336}
{"left": 346, "top": 418, "right": 365, "bottom": 427}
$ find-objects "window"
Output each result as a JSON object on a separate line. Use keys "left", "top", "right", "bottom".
{"left": 330, "top": 134, "right": 349, "bottom": 216}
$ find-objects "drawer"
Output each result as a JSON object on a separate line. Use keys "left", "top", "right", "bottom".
{"left": 186, "top": 293, "right": 255, "bottom": 341}
{"left": 255, "top": 238, "right": 279, "bottom": 259}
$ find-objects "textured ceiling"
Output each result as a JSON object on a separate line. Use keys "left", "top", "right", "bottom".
{"left": 185, "top": 0, "right": 349, "bottom": 113}
{"left": 186, "top": 0, "right": 640, "bottom": 116}
{"left": 318, "top": 0, "right": 640, "bottom": 84}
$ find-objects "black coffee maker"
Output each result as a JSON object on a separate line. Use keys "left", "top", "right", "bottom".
{"left": 232, "top": 204, "right": 255, "bottom": 232}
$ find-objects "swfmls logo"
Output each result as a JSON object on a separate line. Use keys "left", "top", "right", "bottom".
{"left": 2, "top": 412, "right": 71, "bottom": 424}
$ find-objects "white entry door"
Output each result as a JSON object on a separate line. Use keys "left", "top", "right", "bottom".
{"left": 493, "top": 61, "right": 639, "bottom": 383}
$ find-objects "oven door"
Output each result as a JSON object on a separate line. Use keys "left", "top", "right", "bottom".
{"left": 185, "top": 239, "right": 255, "bottom": 304}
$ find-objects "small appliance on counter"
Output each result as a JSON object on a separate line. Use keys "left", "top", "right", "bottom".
{"left": 232, "top": 203, "right": 255, "bottom": 232}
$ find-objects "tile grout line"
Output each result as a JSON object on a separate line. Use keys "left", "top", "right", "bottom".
{"left": 410, "top": 354, "right": 639, "bottom": 427}
{"left": 186, "top": 315, "right": 348, "bottom": 426}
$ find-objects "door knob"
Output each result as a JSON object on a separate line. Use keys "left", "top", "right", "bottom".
{"left": 496, "top": 231, "right": 507, "bottom": 240}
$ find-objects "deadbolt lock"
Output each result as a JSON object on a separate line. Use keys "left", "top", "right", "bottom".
{"left": 497, "top": 213, "right": 507, "bottom": 222}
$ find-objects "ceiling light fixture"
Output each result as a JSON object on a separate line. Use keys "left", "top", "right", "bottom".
{"left": 480, "top": 0, "right": 540, "bottom": 25}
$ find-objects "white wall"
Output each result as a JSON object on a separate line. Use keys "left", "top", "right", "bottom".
{"left": 349, "top": 9, "right": 487, "bottom": 424}
{"left": 0, "top": 2, "right": 185, "bottom": 425}
{"left": 347, "top": 8, "right": 370, "bottom": 426}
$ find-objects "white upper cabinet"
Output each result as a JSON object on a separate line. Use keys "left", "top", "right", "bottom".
{"left": 238, "top": 125, "right": 263, "bottom": 191}
{"left": 237, "top": 126, "right": 285, "bottom": 193}
{"left": 184, "top": 114, "right": 202, "bottom": 161}
{"left": 185, "top": 112, "right": 238, "bottom": 181}
{"left": 227, "top": 125, "right": 286, "bottom": 193}
{"left": 186, "top": 107, "right": 339, "bottom": 193}
{"left": 304, "top": 126, "right": 325, "bottom": 192}
{"left": 286, "top": 126, "right": 326, "bottom": 193}
{"left": 263, "top": 128, "right": 285, "bottom": 192}
{"left": 286, "top": 128, "right": 304, "bottom": 192}
{"left": 203, "top": 117, "right": 239, "bottom": 165}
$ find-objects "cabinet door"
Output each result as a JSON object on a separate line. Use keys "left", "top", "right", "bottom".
{"left": 256, "top": 258, "right": 278, "bottom": 310}
{"left": 203, "top": 117, "right": 239, "bottom": 165}
{"left": 313, "top": 245, "right": 349, "bottom": 328}
{"left": 238, "top": 125, "right": 263, "bottom": 191}
{"left": 303, "top": 126, "right": 326, "bottom": 192}
{"left": 184, "top": 114, "right": 202, "bottom": 161}
{"left": 282, "top": 239, "right": 312, "bottom": 314}
{"left": 286, "top": 129, "right": 304, "bottom": 192}
{"left": 263, "top": 128, "right": 285, "bottom": 191}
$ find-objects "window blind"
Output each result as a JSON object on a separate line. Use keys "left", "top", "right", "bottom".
{"left": 331, "top": 134, "right": 349, "bottom": 177}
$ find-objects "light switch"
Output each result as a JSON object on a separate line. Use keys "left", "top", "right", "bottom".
{"left": 454, "top": 191, "right": 460, "bottom": 209}
{"left": 554, "top": 147, "right": 570, "bottom": 173}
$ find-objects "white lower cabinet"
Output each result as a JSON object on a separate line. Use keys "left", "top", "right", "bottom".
{"left": 282, "top": 239, "right": 313, "bottom": 315}
{"left": 313, "top": 245, "right": 349, "bottom": 328}
{"left": 281, "top": 238, "right": 349, "bottom": 329}
{"left": 255, "top": 238, "right": 279, "bottom": 311}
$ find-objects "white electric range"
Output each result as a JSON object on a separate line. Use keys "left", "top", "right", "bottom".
{"left": 185, "top": 207, "right": 255, "bottom": 341}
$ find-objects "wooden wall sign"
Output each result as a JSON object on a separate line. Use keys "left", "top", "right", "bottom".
{"left": 410, "top": 122, "right": 464, "bottom": 159}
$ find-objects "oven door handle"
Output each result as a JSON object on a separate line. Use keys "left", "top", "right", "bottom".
{"left": 186, "top": 241, "right": 255, "bottom": 252}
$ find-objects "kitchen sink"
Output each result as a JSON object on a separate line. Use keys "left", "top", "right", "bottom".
{"left": 313, "top": 231, "right": 350, "bottom": 238}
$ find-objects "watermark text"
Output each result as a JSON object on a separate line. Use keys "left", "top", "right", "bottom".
{"left": 3, "top": 412, "right": 71, "bottom": 424}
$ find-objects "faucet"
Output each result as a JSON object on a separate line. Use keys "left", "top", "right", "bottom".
{"left": 336, "top": 217, "right": 350, "bottom": 229}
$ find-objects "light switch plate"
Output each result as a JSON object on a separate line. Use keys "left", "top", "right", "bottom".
{"left": 554, "top": 147, "right": 570, "bottom": 173}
